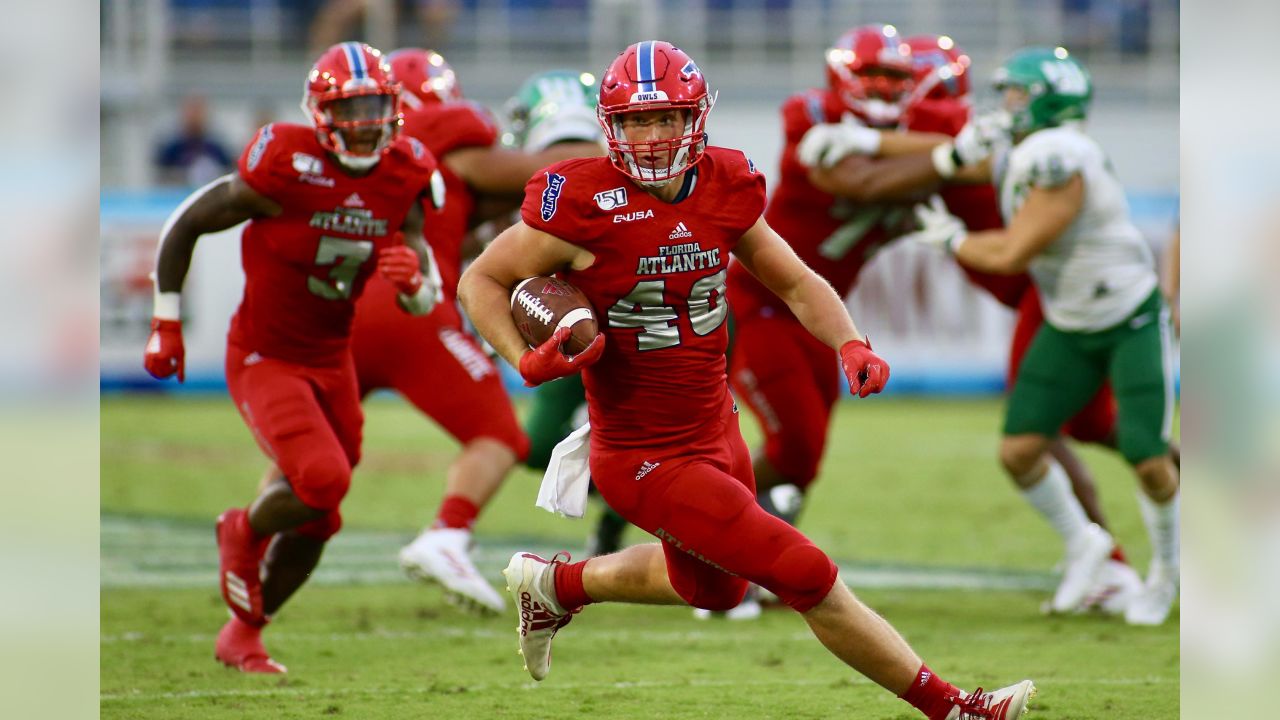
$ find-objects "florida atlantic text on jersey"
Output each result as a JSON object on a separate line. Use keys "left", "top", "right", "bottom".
{"left": 521, "top": 148, "right": 766, "bottom": 449}
{"left": 232, "top": 123, "right": 439, "bottom": 365}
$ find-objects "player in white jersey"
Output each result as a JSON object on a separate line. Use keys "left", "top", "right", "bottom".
{"left": 906, "top": 47, "right": 1179, "bottom": 625}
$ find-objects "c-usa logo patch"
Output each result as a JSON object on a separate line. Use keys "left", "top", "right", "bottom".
{"left": 594, "top": 187, "right": 628, "bottom": 211}
{"left": 541, "top": 172, "right": 566, "bottom": 221}
{"left": 247, "top": 124, "right": 274, "bottom": 171}
{"left": 292, "top": 152, "right": 324, "bottom": 176}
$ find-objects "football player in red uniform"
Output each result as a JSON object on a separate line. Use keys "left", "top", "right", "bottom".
{"left": 724, "top": 24, "right": 936, "bottom": 549}
{"left": 144, "top": 42, "right": 444, "bottom": 673}
{"left": 347, "top": 49, "right": 603, "bottom": 614}
{"left": 799, "top": 33, "right": 1169, "bottom": 614}
{"left": 458, "top": 41, "right": 1035, "bottom": 719}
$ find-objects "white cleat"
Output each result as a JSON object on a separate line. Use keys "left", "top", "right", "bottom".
{"left": 1125, "top": 561, "right": 1178, "bottom": 626}
{"left": 502, "top": 551, "right": 577, "bottom": 681}
{"left": 691, "top": 596, "right": 763, "bottom": 621}
{"left": 1078, "top": 559, "right": 1143, "bottom": 616}
{"left": 399, "top": 528, "right": 506, "bottom": 615}
{"left": 1051, "top": 523, "right": 1113, "bottom": 613}
{"left": 692, "top": 586, "right": 763, "bottom": 621}
{"left": 945, "top": 680, "right": 1036, "bottom": 719}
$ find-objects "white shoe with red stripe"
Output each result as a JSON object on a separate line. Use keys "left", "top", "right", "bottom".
{"left": 399, "top": 528, "right": 506, "bottom": 615}
{"left": 1078, "top": 559, "right": 1143, "bottom": 615}
{"left": 945, "top": 680, "right": 1036, "bottom": 719}
{"left": 502, "top": 551, "right": 578, "bottom": 681}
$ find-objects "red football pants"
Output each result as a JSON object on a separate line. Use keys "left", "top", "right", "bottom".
{"left": 352, "top": 278, "right": 529, "bottom": 459}
{"left": 590, "top": 394, "right": 840, "bottom": 613}
{"left": 1009, "top": 290, "right": 1118, "bottom": 444}
{"left": 226, "top": 343, "right": 361, "bottom": 538}
{"left": 729, "top": 312, "right": 842, "bottom": 489}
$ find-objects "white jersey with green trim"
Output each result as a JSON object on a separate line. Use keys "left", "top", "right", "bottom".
{"left": 997, "top": 124, "right": 1157, "bottom": 332}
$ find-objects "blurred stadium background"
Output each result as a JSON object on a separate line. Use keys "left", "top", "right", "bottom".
{"left": 100, "top": 0, "right": 1179, "bottom": 391}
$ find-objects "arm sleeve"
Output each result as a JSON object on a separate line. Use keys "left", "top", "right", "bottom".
{"left": 430, "top": 104, "right": 501, "bottom": 154}
{"left": 722, "top": 151, "right": 768, "bottom": 237}
{"left": 236, "top": 124, "right": 293, "bottom": 200}
{"left": 1025, "top": 137, "right": 1084, "bottom": 190}
{"left": 519, "top": 161, "right": 598, "bottom": 244}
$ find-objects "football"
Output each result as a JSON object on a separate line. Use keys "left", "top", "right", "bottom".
{"left": 509, "top": 275, "right": 599, "bottom": 354}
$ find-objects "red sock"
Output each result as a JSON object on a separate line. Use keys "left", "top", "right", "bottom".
{"left": 1110, "top": 544, "right": 1128, "bottom": 564}
{"left": 433, "top": 495, "right": 480, "bottom": 530}
{"left": 553, "top": 559, "right": 595, "bottom": 612}
{"left": 900, "top": 664, "right": 963, "bottom": 720}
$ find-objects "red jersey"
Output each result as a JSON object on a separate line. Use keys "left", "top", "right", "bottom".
{"left": 728, "top": 89, "right": 912, "bottom": 319}
{"left": 398, "top": 101, "right": 500, "bottom": 299}
{"left": 522, "top": 148, "right": 766, "bottom": 450}
{"left": 904, "top": 99, "right": 1030, "bottom": 308}
{"left": 230, "top": 123, "right": 438, "bottom": 365}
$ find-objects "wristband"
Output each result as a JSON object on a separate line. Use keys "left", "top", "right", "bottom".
{"left": 947, "top": 230, "right": 969, "bottom": 256}
{"left": 930, "top": 142, "right": 958, "bottom": 179}
{"left": 397, "top": 280, "right": 440, "bottom": 316}
{"left": 153, "top": 291, "right": 181, "bottom": 321}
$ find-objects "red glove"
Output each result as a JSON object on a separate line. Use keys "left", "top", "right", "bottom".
{"left": 144, "top": 318, "right": 185, "bottom": 382}
{"left": 519, "top": 326, "right": 606, "bottom": 387}
{"left": 839, "top": 337, "right": 889, "bottom": 398}
{"left": 377, "top": 245, "right": 423, "bottom": 295}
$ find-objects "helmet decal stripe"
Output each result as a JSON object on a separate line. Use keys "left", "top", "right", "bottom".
{"left": 343, "top": 42, "right": 368, "bottom": 80}
{"left": 637, "top": 41, "right": 656, "bottom": 92}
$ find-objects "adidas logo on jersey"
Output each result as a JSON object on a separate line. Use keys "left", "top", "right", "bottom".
{"left": 635, "top": 461, "right": 661, "bottom": 481}
{"left": 668, "top": 222, "right": 693, "bottom": 240}
{"left": 343, "top": 192, "right": 365, "bottom": 207}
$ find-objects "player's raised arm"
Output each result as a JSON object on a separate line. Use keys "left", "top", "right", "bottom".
{"left": 458, "top": 221, "right": 595, "bottom": 372}
{"left": 909, "top": 174, "right": 1083, "bottom": 274}
{"left": 733, "top": 216, "right": 888, "bottom": 397}
{"left": 445, "top": 142, "right": 603, "bottom": 197}
{"left": 145, "top": 174, "right": 280, "bottom": 381}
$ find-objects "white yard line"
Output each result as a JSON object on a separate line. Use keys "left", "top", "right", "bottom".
{"left": 101, "top": 514, "right": 1057, "bottom": 592}
{"left": 101, "top": 675, "right": 1175, "bottom": 703}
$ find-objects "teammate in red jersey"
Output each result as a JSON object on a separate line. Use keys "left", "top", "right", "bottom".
{"left": 346, "top": 49, "right": 604, "bottom": 614}
{"left": 143, "top": 42, "right": 444, "bottom": 673}
{"left": 724, "top": 24, "right": 945, "bottom": 546}
{"left": 458, "top": 41, "right": 1035, "bottom": 719}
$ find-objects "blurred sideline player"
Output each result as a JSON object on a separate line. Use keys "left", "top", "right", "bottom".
{"left": 798, "top": 33, "right": 1143, "bottom": 614}
{"left": 299, "top": 49, "right": 601, "bottom": 614}
{"left": 461, "top": 40, "right": 1035, "bottom": 719}
{"left": 144, "top": 43, "right": 444, "bottom": 672}
{"left": 503, "top": 70, "right": 633, "bottom": 557}
{"left": 900, "top": 47, "right": 1180, "bottom": 625}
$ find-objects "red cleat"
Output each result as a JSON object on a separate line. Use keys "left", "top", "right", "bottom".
{"left": 216, "top": 508, "right": 270, "bottom": 626}
{"left": 215, "top": 617, "right": 287, "bottom": 674}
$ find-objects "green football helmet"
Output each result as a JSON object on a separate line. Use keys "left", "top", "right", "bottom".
{"left": 993, "top": 46, "right": 1092, "bottom": 136}
{"left": 503, "top": 69, "right": 603, "bottom": 151}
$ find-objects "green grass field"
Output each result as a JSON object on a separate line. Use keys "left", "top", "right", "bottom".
{"left": 101, "top": 394, "right": 1178, "bottom": 718}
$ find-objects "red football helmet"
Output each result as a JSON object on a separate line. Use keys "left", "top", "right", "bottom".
{"left": 905, "top": 34, "right": 971, "bottom": 103}
{"left": 825, "top": 24, "right": 914, "bottom": 127}
{"left": 302, "top": 42, "right": 402, "bottom": 171}
{"left": 388, "top": 47, "right": 462, "bottom": 109}
{"left": 597, "top": 41, "right": 715, "bottom": 186}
